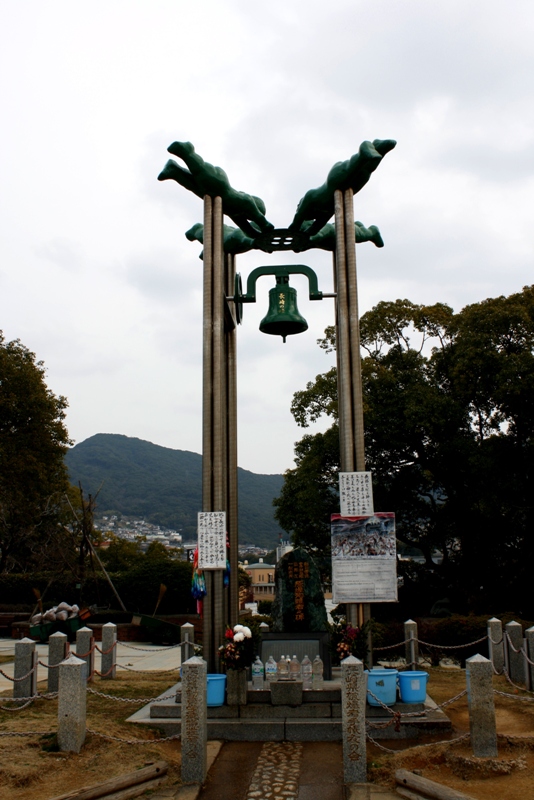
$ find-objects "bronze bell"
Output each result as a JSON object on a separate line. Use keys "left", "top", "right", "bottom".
{"left": 259, "top": 276, "right": 308, "bottom": 343}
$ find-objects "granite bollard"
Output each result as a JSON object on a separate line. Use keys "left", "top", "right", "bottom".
{"left": 76, "top": 626, "right": 95, "bottom": 682}
{"left": 14, "top": 637, "right": 37, "bottom": 699}
{"left": 487, "top": 617, "right": 504, "bottom": 675}
{"left": 341, "top": 655, "right": 366, "bottom": 784}
{"left": 58, "top": 655, "right": 87, "bottom": 753}
{"left": 404, "top": 620, "right": 418, "bottom": 670}
{"left": 466, "top": 653, "right": 498, "bottom": 757}
{"left": 181, "top": 656, "right": 207, "bottom": 784}
{"left": 101, "top": 622, "right": 117, "bottom": 680}
{"left": 525, "top": 626, "right": 534, "bottom": 691}
{"left": 505, "top": 620, "right": 524, "bottom": 684}
{"left": 181, "top": 622, "right": 195, "bottom": 662}
{"left": 48, "top": 631, "right": 68, "bottom": 694}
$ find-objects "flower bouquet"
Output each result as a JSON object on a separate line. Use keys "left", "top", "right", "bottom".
{"left": 218, "top": 624, "right": 254, "bottom": 670}
{"left": 329, "top": 619, "right": 369, "bottom": 665}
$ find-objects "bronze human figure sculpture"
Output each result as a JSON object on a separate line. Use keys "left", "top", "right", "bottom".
{"left": 186, "top": 222, "right": 256, "bottom": 259}
{"left": 158, "top": 141, "right": 274, "bottom": 238}
{"left": 289, "top": 139, "right": 396, "bottom": 235}
{"left": 186, "top": 220, "right": 384, "bottom": 258}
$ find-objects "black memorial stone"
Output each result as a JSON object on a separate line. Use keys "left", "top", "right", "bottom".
{"left": 271, "top": 547, "right": 328, "bottom": 633}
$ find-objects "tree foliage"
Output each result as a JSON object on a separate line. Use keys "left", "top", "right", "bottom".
{"left": 0, "top": 333, "right": 71, "bottom": 573}
{"left": 274, "top": 287, "right": 534, "bottom": 615}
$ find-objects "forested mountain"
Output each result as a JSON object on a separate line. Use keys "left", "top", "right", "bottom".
{"left": 65, "top": 434, "right": 284, "bottom": 548}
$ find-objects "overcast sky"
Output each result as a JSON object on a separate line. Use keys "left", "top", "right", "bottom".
{"left": 1, "top": 1, "right": 533, "bottom": 477}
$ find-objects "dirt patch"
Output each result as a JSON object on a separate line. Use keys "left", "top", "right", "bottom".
{"left": 0, "top": 672, "right": 182, "bottom": 800}
{"left": 367, "top": 668, "right": 534, "bottom": 800}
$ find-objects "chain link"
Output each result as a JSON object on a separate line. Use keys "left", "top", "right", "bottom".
{"left": 0, "top": 664, "right": 38, "bottom": 682}
{"left": 116, "top": 663, "right": 180, "bottom": 674}
{"left": 416, "top": 635, "right": 488, "bottom": 650}
{"left": 366, "top": 730, "right": 470, "bottom": 753}
{"left": 0, "top": 730, "right": 56, "bottom": 737}
{"left": 95, "top": 642, "right": 118, "bottom": 655}
{"left": 505, "top": 632, "right": 523, "bottom": 654}
{"left": 87, "top": 687, "right": 176, "bottom": 704}
{"left": 87, "top": 727, "right": 180, "bottom": 744}
{"left": 501, "top": 667, "right": 534, "bottom": 694}
{"left": 494, "top": 688, "right": 534, "bottom": 702}
{"left": 373, "top": 640, "right": 406, "bottom": 652}
{"left": 116, "top": 641, "right": 183, "bottom": 652}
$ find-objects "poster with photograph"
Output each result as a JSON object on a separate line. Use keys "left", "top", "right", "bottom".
{"left": 331, "top": 512, "right": 397, "bottom": 603}
{"left": 197, "top": 511, "right": 226, "bottom": 569}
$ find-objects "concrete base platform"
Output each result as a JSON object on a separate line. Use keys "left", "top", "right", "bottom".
{"left": 128, "top": 681, "right": 452, "bottom": 742}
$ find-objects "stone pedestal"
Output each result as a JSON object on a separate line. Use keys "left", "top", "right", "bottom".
{"left": 341, "top": 655, "right": 366, "bottom": 784}
{"left": 181, "top": 656, "right": 207, "bottom": 784}
{"left": 487, "top": 617, "right": 504, "bottom": 675}
{"left": 48, "top": 632, "right": 68, "bottom": 694}
{"left": 58, "top": 655, "right": 87, "bottom": 753}
{"left": 14, "top": 638, "right": 37, "bottom": 699}
{"left": 226, "top": 669, "right": 248, "bottom": 705}
{"left": 525, "top": 626, "right": 534, "bottom": 691}
{"left": 101, "top": 622, "right": 117, "bottom": 680}
{"left": 505, "top": 620, "right": 524, "bottom": 684}
{"left": 271, "top": 680, "right": 303, "bottom": 706}
{"left": 404, "top": 620, "right": 418, "bottom": 669}
{"left": 466, "top": 654, "right": 498, "bottom": 758}
{"left": 76, "top": 626, "right": 95, "bottom": 682}
{"left": 181, "top": 622, "right": 195, "bottom": 662}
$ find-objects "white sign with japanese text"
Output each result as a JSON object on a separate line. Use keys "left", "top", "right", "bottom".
{"left": 331, "top": 512, "right": 397, "bottom": 603}
{"left": 197, "top": 511, "right": 226, "bottom": 569}
{"left": 339, "top": 472, "right": 374, "bottom": 516}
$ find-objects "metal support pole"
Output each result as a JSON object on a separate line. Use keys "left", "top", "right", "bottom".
{"left": 201, "top": 194, "right": 230, "bottom": 672}
{"left": 334, "top": 188, "right": 371, "bottom": 640}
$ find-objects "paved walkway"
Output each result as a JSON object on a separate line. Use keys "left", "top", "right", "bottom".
{"left": 181, "top": 741, "right": 399, "bottom": 800}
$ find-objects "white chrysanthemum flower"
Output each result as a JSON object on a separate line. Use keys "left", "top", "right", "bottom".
{"left": 242, "top": 626, "right": 252, "bottom": 638}
{"left": 233, "top": 632, "right": 245, "bottom": 642}
{"left": 233, "top": 624, "right": 244, "bottom": 632}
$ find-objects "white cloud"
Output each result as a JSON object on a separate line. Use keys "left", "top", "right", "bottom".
{"left": 1, "top": 0, "right": 533, "bottom": 474}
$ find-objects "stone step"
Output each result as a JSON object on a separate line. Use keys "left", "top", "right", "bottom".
{"left": 141, "top": 710, "right": 452, "bottom": 742}
{"left": 149, "top": 699, "right": 426, "bottom": 720}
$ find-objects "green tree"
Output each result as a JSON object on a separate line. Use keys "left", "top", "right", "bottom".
{"left": 274, "top": 288, "right": 534, "bottom": 615}
{"left": 99, "top": 534, "right": 145, "bottom": 572}
{"left": 0, "top": 333, "right": 71, "bottom": 572}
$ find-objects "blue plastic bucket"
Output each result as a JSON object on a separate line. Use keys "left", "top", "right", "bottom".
{"left": 398, "top": 671, "right": 429, "bottom": 703}
{"left": 365, "top": 668, "right": 398, "bottom": 706}
{"left": 206, "top": 674, "right": 227, "bottom": 707}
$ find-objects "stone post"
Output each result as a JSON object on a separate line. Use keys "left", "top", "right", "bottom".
{"left": 259, "top": 621, "right": 270, "bottom": 634}
{"left": 181, "top": 656, "right": 207, "bottom": 785}
{"left": 14, "top": 637, "right": 37, "bottom": 699}
{"left": 76, "top": 626, "right": 95, "bottom": 682}
{"left": 101, "top": 622, "right": 117, "bottom": 680}
{"left": 48, "top": 632, "right": 68, "bottom": 694}
{"left": 181, "top": 622, "right": 195, "bottom": 663}
{"left": 505, "top": 621, "right": 525, "bottom": 684}
{"left": 341, "top": 655, "right": 367, "bottom": 784}
{"left": 58, "top": 655, "right": 87, "bottom": 753}
{"left": 525, "top": 626, "right": 534, "bottom": 691}
{"left": 404, "top": 620, "right": 418, "bottom": 670}
{"left": 466, "top": 654, "right": 498, "bottom": 758}
{"left": 487, "top": 617, "right": 504, "bottom": 675}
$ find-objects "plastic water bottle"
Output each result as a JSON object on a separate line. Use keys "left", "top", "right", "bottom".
{"left": 265, "top": 656, "right": 278, "bottom": 683}
{"left": 277, "top": 654, "right": 289, "bottom": 680}
{"left": 312, "top": 654, "right": 324, "bottom": 690}
{"left": 301, "top": 655, "right": 312, "bottom": 690}
{"left": 289, "top": 654, "right": 301, "bottom": 681}
{"left": 252, "top": 656, "right": 264, "bottom": 690}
